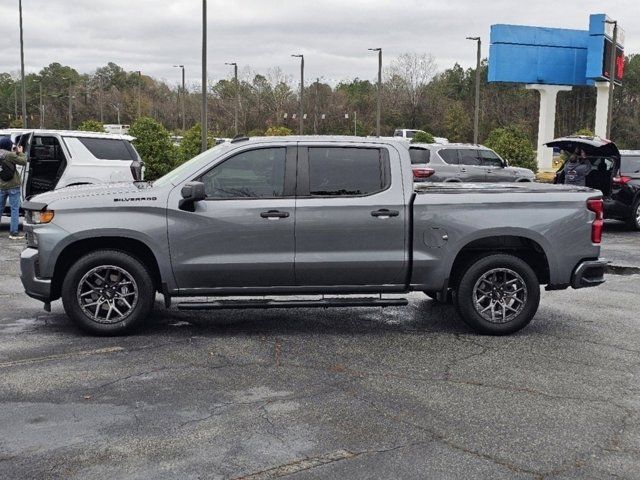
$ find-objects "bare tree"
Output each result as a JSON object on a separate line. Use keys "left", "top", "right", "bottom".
{"left": 386, "top": 53, "right": 437, "bottom": 128}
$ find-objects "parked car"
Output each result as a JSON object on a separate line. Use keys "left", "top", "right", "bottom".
{"left": 550, "top": 137, "right": 640, "bottom": 230}
{"left": 21, "top": 136, "right": 605, "bottom": 336}
{"left": 393, "top": 129, "right": 449, "bottom": 144}
{"left": 0, "top": 129, "right": 143, "bottom": 203}
{"left": 409, "top": 143, "right": 536, "bottom": 182}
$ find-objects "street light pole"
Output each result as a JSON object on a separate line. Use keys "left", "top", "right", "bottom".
{"left": 225, "top": 62, "right": 239, "bottom": 135}
{"left": 68, "top": 83, "right": 73, "bottom": 130}
{"left": 368, "top": 48, "right": 382, "bottom": 137}
{"left": 466, "top": 36, "right": 481, "bottom": 144}
{"left": 19, "top": 0, "right": 27, "bottom": 128}
{"left": 97, "top": 74, "right": 104, "bottom": 123}
{"left": 292, "top": 54, "right": 304, "bottom": 135}
{"left": 136, "top": 70, "right": 142, "bottom": 118}
{"left": 605, "top": 19, "right": 618, "bottom": 139}
{"left": 173, "top": 65, "right": 186, "bottom": 131}
{"left": 201, "top": 0, "right": 208, "bottom": 152}
{"left": 39, "top": 82, "right": 44, "bottom": 128}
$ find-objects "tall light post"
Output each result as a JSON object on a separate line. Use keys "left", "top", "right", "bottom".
{"left": 466, "top": 36, "right": 481, "bottom": 144}
{"left": 62, "top": 77, "right": 74, "bottom": 130}
{"left": 136, "top": 70, "right": 142, "bottom": 118}
{"left": 39, "top": 82, "right": 44, "bottom": 128}
{"left": 368, "top": 48, "right": 382, "bottom": 136}
{"left": 605, "top": 19, "right": 618, "bottom": 139}
{"left": 173, "top": 64, "right": 186, "bottom": 131}
{"left": 225, "top": 62, "right": 239, "bottom": 135}
{"left": 291, "top": 54, "right": 304, "bottom": 135}
{"left": 18, "top": 0, "right": 27, "bottom": 128}
{"left": 68, "top": 83, "right": 74, "bottom": 130}
{"left": 96, "top": 73, "right": 105, "bottom": 123}
{"left": 201, "top": 0, "right": 208, "bottom": 152}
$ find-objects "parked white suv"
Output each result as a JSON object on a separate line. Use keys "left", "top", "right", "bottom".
{"left": 393, "top": 128, "right": 449, "bottom": 145}
{"left": 0, "top": 129, "right": 143, "bottom": 201}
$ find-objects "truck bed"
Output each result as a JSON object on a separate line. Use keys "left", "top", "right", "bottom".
{"left": 413, "top": 182, "right": 596, "bottom": 195}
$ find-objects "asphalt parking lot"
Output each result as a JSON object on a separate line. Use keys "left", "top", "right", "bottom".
{"left": 1, "top": 219, "right": 639, "bottom": 479}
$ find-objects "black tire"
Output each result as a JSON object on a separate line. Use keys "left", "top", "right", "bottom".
{"left": 454, "top": 254, "right": 540, "bottom": 335}
{"left": 61, "top": 250, "right": 155, "bottom": 335}
{"left": 627, "top": 199, "right": 640, "bottom": 231}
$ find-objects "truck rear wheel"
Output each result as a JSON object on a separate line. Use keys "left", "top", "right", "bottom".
{"left": 455, "top": 254, "right": 540, "bottom": 335}
{"left": 61, "top": 250, "right": 155, "bottom": 335}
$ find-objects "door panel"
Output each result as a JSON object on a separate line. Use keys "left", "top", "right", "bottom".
{"left": 294, "top": 145, "right": 407, "bottom": 286}
{"left": 167, "top": 146, "right": 297, "bottom": 290}
{"left": 436, "top": 149, "right": 462, "bottom": 181}
{"left": 458, "top": 149, "right": 485, "bottom": 182}
{"left": 479, "top": 149, "right": 512, "bottom": 182}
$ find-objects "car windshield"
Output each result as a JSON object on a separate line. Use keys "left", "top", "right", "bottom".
{"left": 621, "top": 155, "right": 640, "bottom": 175}
{"left": 153, "top": 142, "right": 230, "bottom": 187}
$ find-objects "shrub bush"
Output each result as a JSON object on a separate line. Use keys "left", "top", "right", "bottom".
{"left": 78, "top": 120, "right": 105, "bottom": 132}
{"left": 410, "top": 131, "right": 435, "bottom": 144}
{"left": 129, "top": 117, "right": 177, "bottom": 180}
{"left": 484, "top": 126, "right": 538, "bottom": 173}
{"left": 264, "top": 126, "right": 293, "bottom": 136}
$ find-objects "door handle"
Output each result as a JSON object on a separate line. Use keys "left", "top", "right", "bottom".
{"left": 371, "top": 209, "right": 399, "bottom": 218}
{"left": 260, "top": 210, "right": 290, "bottom": 219}
{"left": 460, "top": 168, "right": 467, "bottom": 172}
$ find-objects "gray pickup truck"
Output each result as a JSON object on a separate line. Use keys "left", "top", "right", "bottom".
{"left": 20, "top": 136, "right": 606, "bottom": 336}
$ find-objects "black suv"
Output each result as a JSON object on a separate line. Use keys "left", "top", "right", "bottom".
{"left": 550, "top": 137, "right": 640, "bottom": 230}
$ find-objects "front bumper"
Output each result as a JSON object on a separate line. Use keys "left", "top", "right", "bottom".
{"left": 571, "top": 258, "right": 607, "bottom": 289}
{"left": 20, "top": 247, "right": 52, "bottom": 302}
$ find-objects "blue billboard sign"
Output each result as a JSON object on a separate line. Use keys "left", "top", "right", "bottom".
{"left": 488, "top": 14, "right": 624, "bottom": 86}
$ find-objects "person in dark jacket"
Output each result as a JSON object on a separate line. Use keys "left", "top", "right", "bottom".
{"left": 0, "top": 136, "right": 27, "bottom": 239}
{"left": 564, "top": 147, "right": 591, "bottom": 187}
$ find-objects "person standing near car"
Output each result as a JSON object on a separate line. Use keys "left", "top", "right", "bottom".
{"left": 0, "top": 137, "right": 27, "bottom": 240}
{"left": 564, "top": 147, "right": 591, "bottom": 187}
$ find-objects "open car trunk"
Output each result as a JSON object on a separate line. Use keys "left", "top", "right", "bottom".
{"left": 547, "top": 137, "right": 620, "bottom": 197}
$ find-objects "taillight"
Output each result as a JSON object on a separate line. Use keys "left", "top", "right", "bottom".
{"left": 413, "top": 167, "right": 435, "bottom": 180}
{"left": 612, "top": 175, "right": 631, "bottom": 185}
{"left": 587, "top": 198, "right": 604, "bottom": 244}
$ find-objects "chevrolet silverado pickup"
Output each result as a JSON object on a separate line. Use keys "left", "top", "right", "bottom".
{"left": 20, "top": 136, "right": 607, "bottom": 336}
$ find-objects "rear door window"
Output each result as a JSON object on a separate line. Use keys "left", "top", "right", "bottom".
{"left": 307, "top": 147, "right": 389, "bottom": 196}
{"left": 439, "top": 149, "right": 459, "bottom": 165}
{"left": 621, "top": 155, "right": 640, "bottom": 175}
{"left": 409, "top": 148, "right": 430, "bottom": 165}
{"left": 75, "top": 137, "right": 137, "bottom": 161}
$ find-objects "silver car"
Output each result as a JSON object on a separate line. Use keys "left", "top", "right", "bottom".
{"left": 409, "top": 143, "right": 536, "bottom": 182}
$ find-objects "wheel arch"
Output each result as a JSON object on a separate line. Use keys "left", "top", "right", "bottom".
{"left": 51, "top": 236, "right": 163, "bottom": 300}
{"left": 447, "top": 234, "right": 551, "bottom": 292}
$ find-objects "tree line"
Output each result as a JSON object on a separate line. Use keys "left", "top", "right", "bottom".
{"left": 1, "top": 53, "right": 639, "bottom": 150}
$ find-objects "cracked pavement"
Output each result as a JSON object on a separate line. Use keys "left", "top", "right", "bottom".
{"left": 1, "top": 219, "right": 639, "bottom": 479}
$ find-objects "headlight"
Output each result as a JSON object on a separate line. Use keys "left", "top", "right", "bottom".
{"left": 30, "top": 210, "right": 55, "bottom": 224}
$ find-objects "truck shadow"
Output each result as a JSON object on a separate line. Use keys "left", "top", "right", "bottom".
{"left": 141, "top": 298, "right": 473, "bottom": 337}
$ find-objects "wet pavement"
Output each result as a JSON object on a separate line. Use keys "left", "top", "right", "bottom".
{"left": 1, "top": 219, "right": 639, "bottom": 479}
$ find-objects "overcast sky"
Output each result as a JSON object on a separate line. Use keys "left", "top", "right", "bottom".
{"left": 1, "top": 0, "right": 637, "bottom": 88}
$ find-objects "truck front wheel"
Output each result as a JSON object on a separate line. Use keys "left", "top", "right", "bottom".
{"left": 61, "top": 250, "right": 155, "bottom": 335}
{"left": 455, "top": 254, "right": 540, "bottom": 335}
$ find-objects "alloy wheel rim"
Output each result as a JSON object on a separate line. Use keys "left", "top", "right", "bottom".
{"left": 77, "top": 265, "right": 138, "bottom": 324}
{"left": 635, "top": 203, "right": 640, "bottom": 228}
{"left": 472, "top": 268, "right": 527, "bottom": 324}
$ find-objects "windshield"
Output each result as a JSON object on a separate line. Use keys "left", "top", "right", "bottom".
{"left": 153, "top": 143, "right": 229, "bottom": 187}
